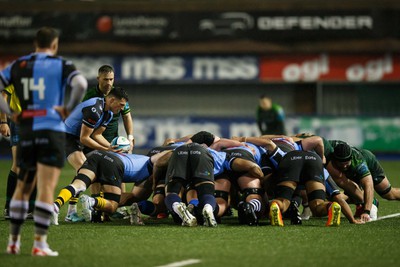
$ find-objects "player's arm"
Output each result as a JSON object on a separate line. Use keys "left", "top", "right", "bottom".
{"left": 359, "top": 175, "right": 374, "bottom": 222}
{"left": 163, "top": 134, "right": 193, "bottom": 146}
{"left": 326, "top": 161, "right": 365, "bottom": 203}
{"left": 122, "top": 112, "right": 134, "bottom": 152}
{"left": 210, "top": 138, "right": 243, "bottom": 151}
{"left": 331, "top": 193, "right": 364, "bottom": 224}
{"left": 152, "top": 150, "right": 173, "bottom": 191}
{"left": 91, "top": 126, "right": 111, "bottom": 148}
{"left": 55, "top": 74, "right": 87, "bottom": 119}
{"left": 0, "top": 92, "right": 11, "bottom": 115}
{"left": 80, "top": 124, "right": 110, "bottom": 151}
{"left": 232, "top": 136, "right": 277, "bottom": 152}
{"left": 231, "top": 158, "right": 264, "bottom": 179}
{"left": 299, "top": 135, "right": 326, "bottom": 163}
{"left": 0, "top": 92, "right": 10, "bottom": 136}
{"left": 260, "top": 134, "right": 293, "bottom": 142}
{"left": 85, "top": 125, "right": 122, "bottom": 153}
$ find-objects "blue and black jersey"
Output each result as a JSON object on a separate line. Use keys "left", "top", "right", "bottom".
{"left": 0, "top": 52, "right": 80, "bottom": 132}
{"left": 64, "top": 97, "right": 113, "bottom": 137}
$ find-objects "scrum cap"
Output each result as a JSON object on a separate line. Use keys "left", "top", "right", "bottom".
{"left": 333, "top": 143, "right": 352, "bottom": 162}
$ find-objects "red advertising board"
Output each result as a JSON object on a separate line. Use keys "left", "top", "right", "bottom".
{"left": 260, "top": 54, "right": 400, "bottom": 82}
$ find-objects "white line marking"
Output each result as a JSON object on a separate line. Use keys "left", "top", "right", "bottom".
{"left": 155, "top": 259, "right": 201, "bottom": 267}
{"left": 375, "top": 212, "right": 400, "bottom": 221}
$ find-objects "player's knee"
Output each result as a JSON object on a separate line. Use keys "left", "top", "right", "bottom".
{"left": 196, "top": 182, "right": 215, "bottom": 196}
{"left": 214, "top": 190, "right": 229, "bottom": 202}
{"left": 275, "top": 185, "right": 294, "bottom": 201}
{"left": 72, "top": 173, "right": 92, "bottom": 194}
{"left": 248, "top": 164, "right": 264, "bottom": 178}
{"left": 152, "top": 194, "right": 165, "bottom": 206}
{"left": 241, "top": 187, "right": 264, "bottom": 202}
{"left": 377, "top": 185, "right": 393, "bottom": 199}
{"left": 307, "top": 189, "right": 326, "bottom": 215}
{"left": 103, "top": 192, "right": 121, "bottom": 213}
{"left": 166, "top": 179, "right": 183, "bottom": 194}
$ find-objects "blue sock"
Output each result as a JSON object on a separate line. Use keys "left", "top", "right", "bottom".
{"left": 188, "top": 199, "right": 199, "bottom": 207}
{"left": 138, "top": 200, "right": 156, "bottom": 216}
{"left": 164, "top": 194, "right": 182, "bottom": 212}
{"left": 199, "top": 194, "right": 216, "bottom": 210}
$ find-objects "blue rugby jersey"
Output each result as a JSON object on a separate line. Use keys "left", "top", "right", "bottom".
{"left": 224, "top": 142, "right": 266, "bottom": 165}
{"left": 114, "top": 153, "right": 152, "bottom": 183}
{"left": 207, "top": 147, "right": 226, "bottom": 176}
{"left": 64, "top": 97, "right": 113, "bottom": 136}
{"left": 0, "top": 52, "right": 80, "bottom": 132}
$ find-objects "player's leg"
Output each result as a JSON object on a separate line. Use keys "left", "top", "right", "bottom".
{"left": 214, "top": 176, "right": 231, "bottom": 218}
{"left": 269, "top": 181, "right": 296, "bottom": 226}
{"left": 306, "top": 181, "right": 341, "bottom": 227}
{"left": 80, "top": 185, "right": 122, "bottom": 222}
{"left": 52, "top": 169, "right": 95, "bottom": 224}
{"left": 237, "top": 175, "right": 264, "bottom": 226}
{"left": 165, "top": 146, "right": 196, "bottom": 226}
{"left": 4, "top": 146, "right": 18, "bottom": 219}
{"left": 7, "top": 168, "right": 37, "bottom": 254}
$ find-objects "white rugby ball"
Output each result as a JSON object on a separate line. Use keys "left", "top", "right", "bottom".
{"left": 110, "top": 136, "right": 131, "bottom": 152}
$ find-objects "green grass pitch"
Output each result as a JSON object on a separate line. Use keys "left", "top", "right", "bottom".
{"left": 0, "top": 159, "right": 399, "bottom": 267}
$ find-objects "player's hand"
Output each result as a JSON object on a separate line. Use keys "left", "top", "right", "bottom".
{"left": 109, "top": 145, "right": 123, "bottom": 153}
{"left": 163, "top": 138, "right": 175, "bottom": 146}
{"left": 360, "top": 213, "right": 371, "bottom": 223}
{"left": 54, "top": 106, "right": 69, "bottom": 120}
{"left": 128, "top": 139, "right": 134, "bottom": 154}
{"left": 231, "top": 136, "right": 243, "bottom": 142}
{"left": 351, "top": 218, "right": 365, "bottom": 224}
{"left": 0, "top": 122, "right": 10, "bottom": 136}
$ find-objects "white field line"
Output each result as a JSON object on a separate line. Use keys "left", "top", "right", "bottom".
{"left": 155, "top": 259, "right": 201, "bottom": 267}
{"left": 375, "top": 212, "right": 400, "bottom": 221}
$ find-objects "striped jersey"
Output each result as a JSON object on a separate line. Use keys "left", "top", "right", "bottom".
{"left": 0, "top": 52, "right": 80, "bottom": 132}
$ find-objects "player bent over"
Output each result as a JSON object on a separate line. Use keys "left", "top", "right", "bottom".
{"left": 268, "top": 149, "right": 341, "bottom": 227}
{"left": 164, "top": 142, "right": 218, "bottom": 227}
{"left": 53, "top": 150, "right": 125, "bottom": 224}
{"left": 238, "top": 136, "right": 341, "bottom": 227}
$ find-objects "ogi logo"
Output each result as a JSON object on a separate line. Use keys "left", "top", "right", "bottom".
{"left": 346, "top": 54, "right": 393, "bottom": 81}
{"left": 282, "top": 54, "right": 329, "bottom": 82}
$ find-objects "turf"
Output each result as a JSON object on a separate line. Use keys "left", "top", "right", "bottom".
{"left": 0, "top": 160, "right": 400, "bottom": 267}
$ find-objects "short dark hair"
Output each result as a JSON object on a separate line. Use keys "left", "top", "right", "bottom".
{"left": 108, "top": 86, "right": 129, "bottom": 102}
{"left": 333, "top": 143, "right": 352, "bottom": 162}
{"left": 190, "top": 131, "right": 215, "bottom": 147}
{"left": 35, "top": 27, "right": 59, "bottom": 48}
{"left": 98, "top": 65, "right": 114, "bottom": 75}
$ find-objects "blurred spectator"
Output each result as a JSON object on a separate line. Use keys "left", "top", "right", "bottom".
{"left": 256, "top": 95, "right": 286, "bottom": 135}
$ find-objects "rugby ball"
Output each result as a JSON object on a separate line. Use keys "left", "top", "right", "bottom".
{"left": 110, "top": 136, "right": 131, "bottom": 152}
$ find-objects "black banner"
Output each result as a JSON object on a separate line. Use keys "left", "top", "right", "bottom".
{"left": 0, "top": 10, "right": 398, "bottom": 43}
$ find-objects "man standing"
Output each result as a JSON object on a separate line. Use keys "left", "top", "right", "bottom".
{"left": 0, "top": 27, "right": 87, "bottom": 256}
{"left": 256, "top": 95, "right": 286, "bottom": 135}
{"left": 82, "top": 65, "right": 134, "bottom": 151}
{"left": 0, "top": 85, "right": 36, "bottom": 220}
